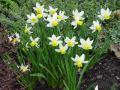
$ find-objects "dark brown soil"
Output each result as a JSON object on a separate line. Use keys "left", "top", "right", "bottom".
{"left": 80, "top": 52, "right": 120, "bottom": 90}
{"left": 0, "top": 26, "right": 24, "bottom": 90}
{"left": 0, "top": 60, "right": 24, "bottom": 90}
{"left": 34, "top": 81, "right": 62, "bottom": 90}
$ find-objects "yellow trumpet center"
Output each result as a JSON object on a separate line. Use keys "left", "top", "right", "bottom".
{"left": 104, "top": 13, "right": 110, "bottom": 20}
{"left": 52, "top": 21, "right": 58, "bottom": 27}
{"left": 52, "top": 40, "right": 58, "bottom": 46}
{"left": 75, "top": 60, "right": 83, "bottom": 68}
{"left": 31, "top": 17, "right": 37, "bottom": 22}
{"left": 36, "top": 8, "right": 42, "bottom": 14}
{"left": 50, "top": 10, "right": 56, "bottom": 15}
{"left": 30, "top": 41, "right": 37, "bottom": 47}
{"left": 12, "top": 38, "right": 17, "bottom": 44}
{"left": 60, "top": 48, "right": 66, "bottom": 54}
{"left": 37, "top": 14, "right": 43, "bottom": 19}
{"left": 96, "top": 25, "right": 102, "bottom": 31}
{"left": 58, "top": 15, "right": 62, "bottom": 19}
{"left": 77, "top": 20, "right": 83, "bottom": 26}
{"left": 67, "top": 41, "right": 73, "bottom": 47}
{"left": 83, "top": 43, "right": 92, "bottom": 50}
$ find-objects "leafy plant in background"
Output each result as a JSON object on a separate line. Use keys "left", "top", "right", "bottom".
{"left": 4, "top": 1, "right": 113, "bottom": 90}
{"left": 0, "top": 0, "right": 78, "bottom": 30}
{"left": 0, "top": 0, "right": 37, "bottom": 30}
{"left": 110, "top": 17, "right": 120, "bottom": 45}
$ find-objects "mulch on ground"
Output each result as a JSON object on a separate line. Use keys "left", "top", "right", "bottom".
{"left": 0, "top": 26, "right": 24, "bottom": 90}
{"left": 0, "top": 60, "right": 24, "bottom": 90}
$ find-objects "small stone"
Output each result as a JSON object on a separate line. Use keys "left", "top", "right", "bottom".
{"left": 116, "top": 76, "right": 120, "bottom": 80}
{"left": 97, "top": 75, "right": 103, "bottom": 79}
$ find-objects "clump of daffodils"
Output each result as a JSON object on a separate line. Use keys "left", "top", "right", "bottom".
{"left": 90, "top": 20, "right": 102, "bottom": 33}
{"left": 71, "top": 54, "right": 88, "bottom": 69}
{"left": 48, "top": 34, "right": 62, "bottom": 47}
{"left": 8, "top": 33, "right": 20, "bottom": 45}
{"left": 78, "top": 38, "right": 93, "bottom": 50}
{"left": 19, "top": 2, "right": 112, "bottom": 75}
{"left": 98, "top": 8, "right": 112, "bottom": 20}
{"left": 71, "top": 9, "right": 84, "bottom": 29}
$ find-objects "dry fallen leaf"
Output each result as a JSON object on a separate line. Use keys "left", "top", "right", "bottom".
{"left": 110, "top": 44, "right": 120, "bottom": 59}
{"left": 113, "top": 9, "right": 120, "bottom": 18}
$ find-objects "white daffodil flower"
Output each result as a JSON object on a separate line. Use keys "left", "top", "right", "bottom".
{"left": 71, "top": 54, "right": 88, "bottom": 68}
{"left": 24, "top": 24, "right": 32, "bottom": 34}
{"left": 71, "top": 9, "right": 85, "bottom": 29}
{"left": 30, "top": 36, "right": 40, "bottom": 47}
{"left": 46, "top": 13, "right": 59, "bottom": 27}
{"left": 27, "top": 13, "right": 38, "bottom": 25}
{"left": 48, "top": 6, "right": 58, "bottom": 15}
{"left": 33, "top": 2, "right": 47, "bottom": 18}
{"left": 98, "top": 8, "right": 112, "bottom": 20}
{"left": 57, "top": 11, "right": 68, "bottom": 21}
{"left": 65, "top": 36, "right": 78, "bottom": 47}
{"left": 95, "top": 85, "right": 98, "bottom": 90}
{"left": 90, "top": 20, "right": 102, "bottom": 33}
{"left": 55, "top": 44, "right": 68, "bottom": 54}
{"left": 8, "top": 33, "right": 20, "bottom": 45}
{"left": 72, "top": 9, "right": 85, "bottom": 20}
{"left": 48, "top": 34, "right": 62, "bottom": 47}
{"left": 78, "top": 38, "right": 93, "bottom": 50}
{"left": 18, "top": 64, "right": 29, "bottom": 73}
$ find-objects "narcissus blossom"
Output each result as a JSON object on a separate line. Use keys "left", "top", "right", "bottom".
{"left": 27, "top": 13, "right": 38, "bottom": 25}
{"left": 30, "top": 37, "right": 40, "bottom": 47}
{"left": 90, "top": 20, "right": 102, "bottom": 33}
{"left": 8, "top": 33, "right": 20, "bottom": 45}
{"left": 78, "top": 38, "right": 93, "bottom": 50}
{"left": 48, "top": 6, "right": 58, "bottom": 15}
{"left": 48, "top": 34, "right": 62, "bottom": 47}
{"left": 24, "top": 24, "right": 32, "bottom": 34}
{"left": 55, "top": 44, "right": 68, "bottom": 54}
{"left": 46, "top": 13, "right": 59, "bottom": 27}
{"left": 18, "top": 64, "right": 29, "bottom": 73}
{"left": 33, "top": 2, "right": 47, "bottom": 18}
{"left": 98, "top": 8, "right": 112, "bottom": 20}
{"left": 71, "top": 54, "right": 88, "bottom": 68}
{"left": 57, "top": 11, "right": 68, "bottom": 21}
{"left": 65, "top": 36, "right": 78, "bottom": 47}
{"left": 71, "top": 9, "right": 84, "bottom": 29}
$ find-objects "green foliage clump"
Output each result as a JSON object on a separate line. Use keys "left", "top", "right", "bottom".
{"left": 110, "top": 20, "right": 120, "bottom": 45}
{"left": 0, "top": 0, "right": 78, "bottom": 31}
{"left": 0, "top": 0, "right": 39, "bottom": 30}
